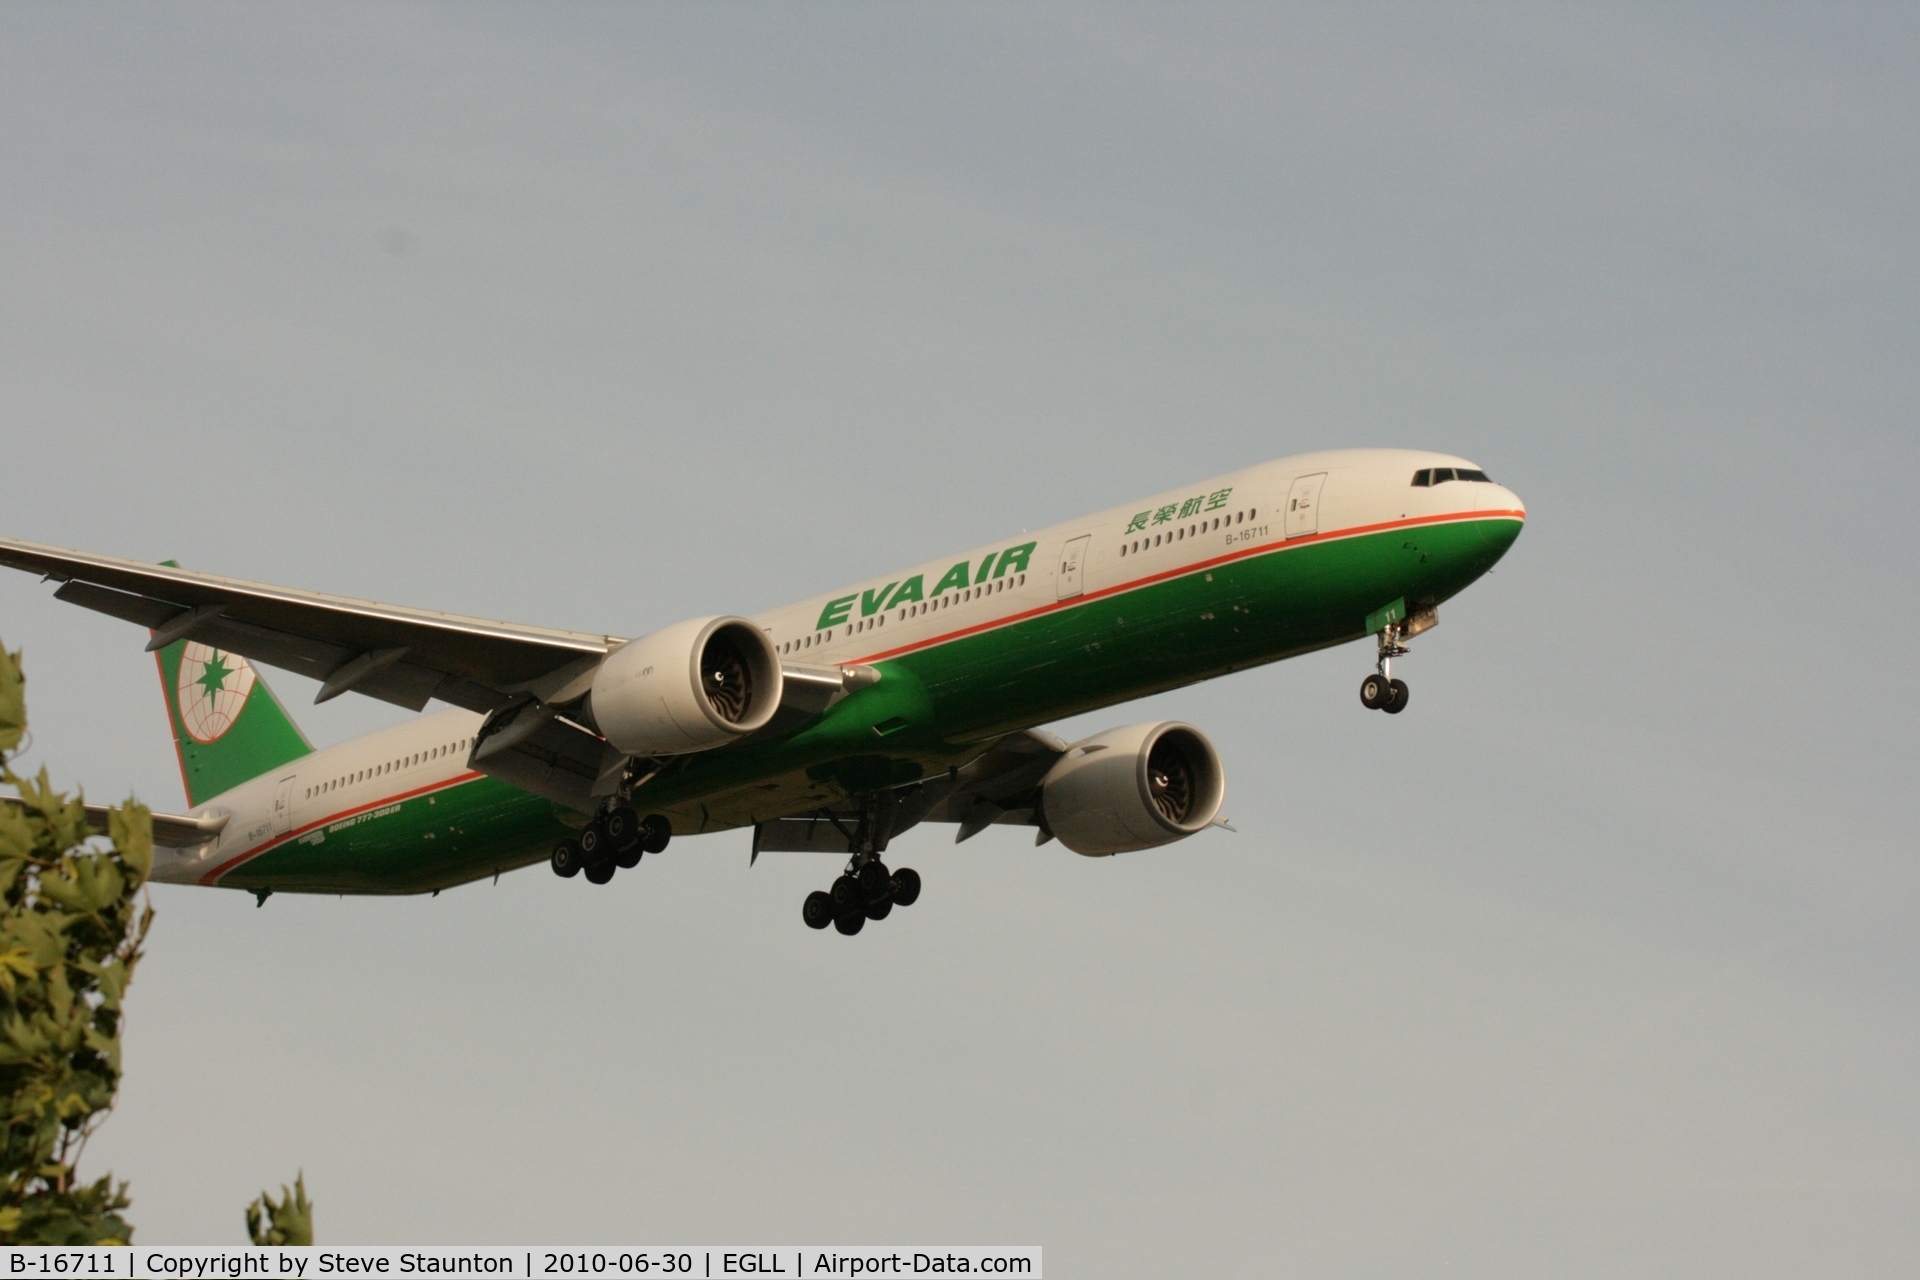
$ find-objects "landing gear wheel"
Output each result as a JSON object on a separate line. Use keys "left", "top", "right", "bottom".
{"left": 577, "top": 821, "right": 608, "bottom": 864}
{"left": 856, "top": 861, "right": 892, "bottom": 902}
{"left": 639, "top": 813, "right": 672, "bottom": 855}
{"left": 603, "top": 806, "right": 639, "bottom": 852}
{"left": 1360, "top": 673, "right": 1390, "bottom": 710}
{"left": 830, "top": 874, "right": 864, "bottom": 910}
{"left": 802, "top": 891, "right": 834, "bottom": 930}
{"left": 1383, "top": 679, "right": 1409, "bottom": 714}
{"left": 584, "top": 861, "right": 616, "bottom": 885}
{"left": 833, "top": 911, "right": 865, "bottom": 936}
{"left": 614, "top": 843, "right": 642, "bottom": 870}
{"left": 890, "top": 867, "right": 921, "bottom": 907}
{"left": 550, "top": 840, "right": 583, "bottom": 878}
{"left": 864, "top": 897, "right": 893, "bottom": 922}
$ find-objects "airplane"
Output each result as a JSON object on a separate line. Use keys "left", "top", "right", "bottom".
{"left": 0, "top": 448, "right": 1523, "bottom": 934}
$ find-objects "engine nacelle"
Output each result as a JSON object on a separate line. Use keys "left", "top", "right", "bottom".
{"left": 589, "top": 616, "right": 783, "bottom": 756}
{"left": 1039, "top": 721, "right": 1225, "bottom": 856}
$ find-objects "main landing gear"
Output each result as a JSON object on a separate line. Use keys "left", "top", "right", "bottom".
{"left": 799, "top": 790, "right": 921, "bottom": 936}
{"left": 550, "top": 804, "right": 671, "bottom": 885}
{"left": 802, "top": 861, "right": 921, "bottom": 936}
{"left": 1359, "top": 623, "right": 1411, "bottom": 715}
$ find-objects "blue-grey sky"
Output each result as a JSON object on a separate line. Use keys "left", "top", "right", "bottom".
{"left": 3, "top": 4, "right": 1917, "bottom": 1272}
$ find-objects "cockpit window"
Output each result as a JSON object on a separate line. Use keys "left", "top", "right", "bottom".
{"left": 1412, "top": 466, "right": 1493, "bottom": 486}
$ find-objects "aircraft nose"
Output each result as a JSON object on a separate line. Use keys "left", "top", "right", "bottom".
{"left": 1476, "top": 484, "right": 1526, "bottom": 561}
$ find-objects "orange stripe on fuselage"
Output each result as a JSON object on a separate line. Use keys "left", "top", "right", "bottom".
{"left": 200, "top": 770, "right": 484, "bottom": 886}
{"left": 848, "top": 507, "right": 1525, "bottom": 666}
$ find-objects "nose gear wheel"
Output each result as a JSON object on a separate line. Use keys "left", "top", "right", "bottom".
{"left": 1360, "top": 622, "right": 1413, "bottom": 715}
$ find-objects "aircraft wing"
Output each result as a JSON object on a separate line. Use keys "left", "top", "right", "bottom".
{"left": 0, "top": 538, "right": 622, "bottom": 714}
{"left": 2, "top": 795, "right": 228, "bottom": 848}
{"left": 750, "top": 728, "right": 1069, "bottom": 856}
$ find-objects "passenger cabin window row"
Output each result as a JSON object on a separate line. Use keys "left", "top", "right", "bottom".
{"left": 1411, "top": 467, "right": 1492, "bottom": 486}
{"left": 775, "top": 573, "right": 1030, "bottom": 654}
{"left": 305, "top": 738, "right": 471, "bottom": 801}
{"left": 896, "top": 573, "right": 1025, "bottom": 625}
{"left": 1120, "top": 509, "right": 1258, "bottom": 557}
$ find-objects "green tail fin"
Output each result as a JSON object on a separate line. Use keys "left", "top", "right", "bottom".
{"left": 154, "top": 638, "right": 313, "bottom": 808}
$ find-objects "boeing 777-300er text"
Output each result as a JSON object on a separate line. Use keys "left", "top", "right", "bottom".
{"left": 0, "top": 449, "right": 1523, "bottom": 934}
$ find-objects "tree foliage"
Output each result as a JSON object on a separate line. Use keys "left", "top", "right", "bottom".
{"left": 246, "top": 1174, "right": 313, "bottom": 1246}
{"left": 0, "top": 642, "right": 151, "bottom": 1244}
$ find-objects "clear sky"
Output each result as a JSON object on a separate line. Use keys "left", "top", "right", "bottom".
{"left": 2, "top": 4, "right": 1916, "bottom": 1272}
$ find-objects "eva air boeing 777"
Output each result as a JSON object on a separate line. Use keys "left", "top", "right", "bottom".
{"left": 1, "top": 449, "right": 1523, "bottom": 934}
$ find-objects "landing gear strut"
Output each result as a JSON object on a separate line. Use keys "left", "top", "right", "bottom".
{"left": 550, "top": 803, "right": 672, "bottom": 885}
{"left": 1359, "top": 623, "right": 1411, "bottom": 715}
{"left": 800, "top": 792, "right": 921, "bottom": 936}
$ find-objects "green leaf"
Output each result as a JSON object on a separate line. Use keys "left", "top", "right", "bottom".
{"left": 107, "top": 805, "right": 151, "bottom": 885}
{"left": 0, "top": 644, "right": 156, "bottom": 1247}
{"left": 0, "top": 645, "right": 23, "bottom": 758}
{"left": 245, "top": 1174, "right": 312, "bottom": 1246}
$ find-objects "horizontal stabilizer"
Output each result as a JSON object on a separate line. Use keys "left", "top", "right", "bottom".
{"left": 3, "top": 796, "right": 228, "bottom": 848}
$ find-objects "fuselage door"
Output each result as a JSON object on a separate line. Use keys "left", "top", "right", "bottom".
{"left": 1057, "top": 535, "right": 1091, "bottom": 601}
{"left": 1285, "top": 472, "right": 1327, "bottom": 539}
{"left": 272, "top": 775, "right": 298, "bottom": 836}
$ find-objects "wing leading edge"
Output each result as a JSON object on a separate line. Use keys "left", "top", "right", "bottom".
{"left": 0, "top": 538, "right": 622, "bottom": 714}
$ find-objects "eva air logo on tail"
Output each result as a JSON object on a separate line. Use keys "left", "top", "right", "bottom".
{"left": 176, "top": 642, "right": 257, "bottom": 743}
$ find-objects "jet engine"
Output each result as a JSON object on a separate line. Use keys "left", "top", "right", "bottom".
{"left": 589, "top": 616, "right": 783, "bottom": 756}
{"left": 1039, "top": 721, "right": 1225, "bottom": 856}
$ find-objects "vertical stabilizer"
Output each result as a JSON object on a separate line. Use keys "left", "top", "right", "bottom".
{"left": 153, "top": 634, "right": 312, "bottom": 809}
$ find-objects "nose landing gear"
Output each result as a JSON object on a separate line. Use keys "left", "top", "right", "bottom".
{"left": 1359, "top": 623, "right": 1411, "bottom": 715}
